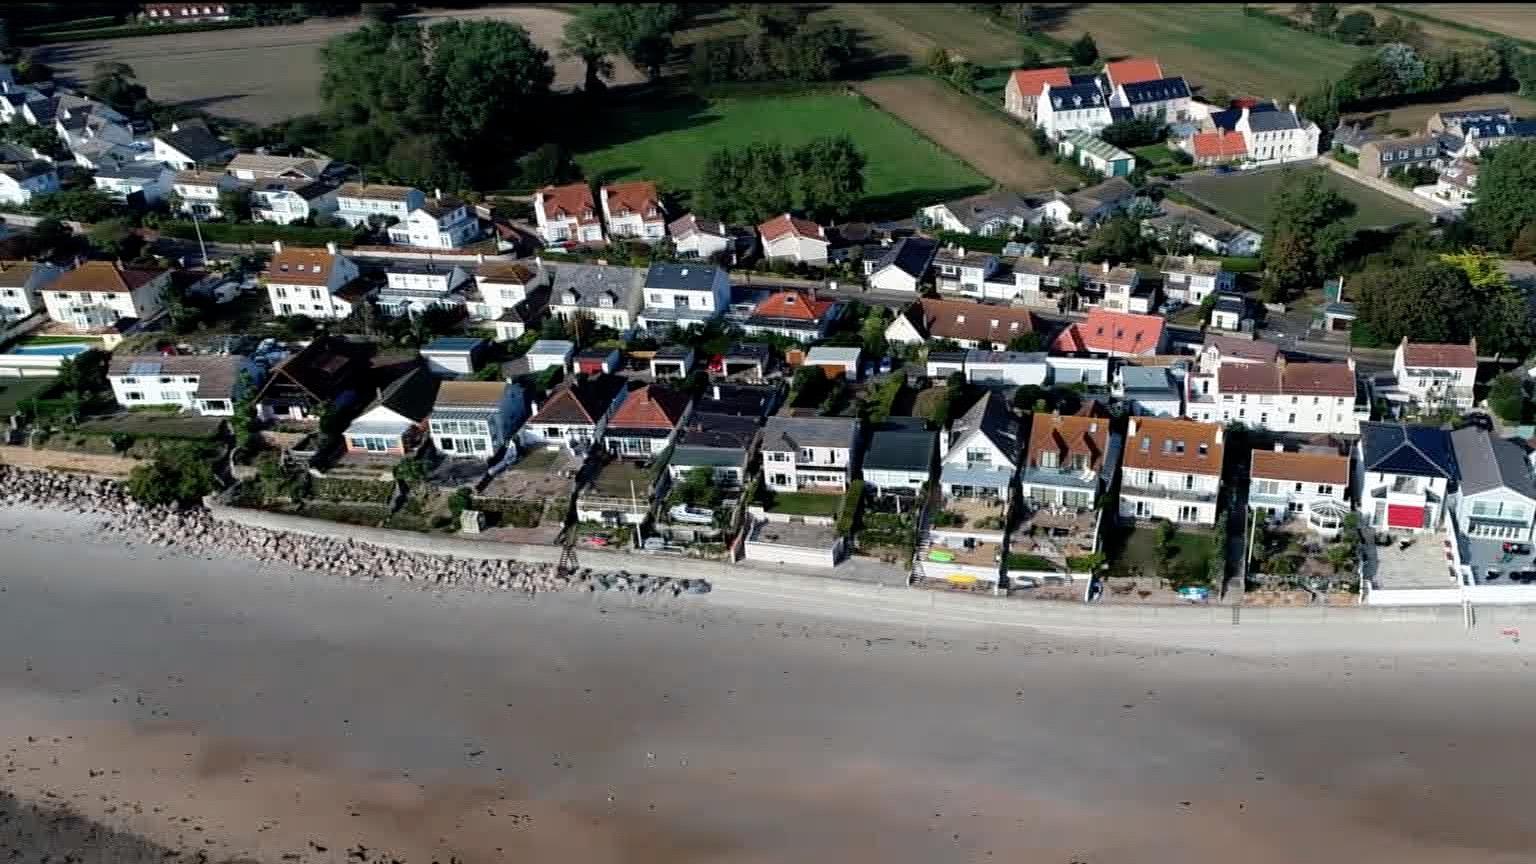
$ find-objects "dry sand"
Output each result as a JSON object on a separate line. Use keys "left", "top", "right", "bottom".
{"left": 36, "top": 6, "right": 643, "bottom": 126}
{"left": 1, "top": 504, "right": 1534, "bottom": 863}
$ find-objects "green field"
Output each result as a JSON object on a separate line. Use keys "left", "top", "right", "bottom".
{"left": 574, "top": 92, "right": 990, "bottom": 219}
{"left": 1179, "top": 168, "right": 1430, "bottom": 231}
{"left": 0, "top": 378, "right": 54, "bottom": 418}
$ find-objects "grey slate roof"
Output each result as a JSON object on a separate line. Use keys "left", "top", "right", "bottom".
{"left": 932, "top": 190, "right": 1037, "bottom": 233}
{"left": 1360, "top": 422, "right": 1457, "bottom": 479}
{"left": 950, "top": 391, "right": 1019, "bottom": 464}
{"left": 156, "top": 123, "right": 231, "bottom": 163}
{"left": 872, "top": 236, "right": 939, "bottom": 279}
{"left": 1121, "top": 76, "right": 1190, "bottom": 105}
{"left": 1121, "top": 365, "right": 1178, "bottom": 396}
{"left": 1451, "top": 426, "right": 1536, "bottom": 499}
{"left": 864, "top": 428, "right": 936, "bottom": 472}
{"left": 549, "top": 263, "right": 643, "bottom": 309}
{"left": 94, "top": 162, "right": 169, "bottom": 181}
{"left": 1046, "top": 83, "right": 1106, "bottom": 110}
{"left": 762, "top": 415, "right": 855, "bottom": 451}
{"left": 644, "top": 262, "right": 723, "bottom": 293}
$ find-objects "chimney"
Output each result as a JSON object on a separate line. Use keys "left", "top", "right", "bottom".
{"left": 325, "top": 240, "right": 338, "bottom": 256}
{"left": 713, "top": 383, "right": 721, "bottom": 400}
{"left": 1102, "top": 260, "right": 1110, "bottom": 274}
{"left": 434, "top": 187, "right": 442, "bottom": 201}
{"left": 959, "top": 246, "right": 966, "bottom": 257}
{"left": 477, "top": 252, "right": 485, "bottom": 264}
{"left": 1240, "top": 106, "right": 1250, "bottom": 125}
{"left": 535, "top": 255, "right": 543, "bottom": 269}
{"left": 1288, "top": 102, "right": 1297, "bottom": 116}
{"left": 1273, "top": 441, "right": 1285, "bottom": 452}
{"left": 1042, "top": 254, "right": 1051, "bottom": 268}
{"left": 271, "top": 240, "right": 283, "bottom": 254}
{"left": 1469, "top": 337, "right": 1478, "bottom": 357}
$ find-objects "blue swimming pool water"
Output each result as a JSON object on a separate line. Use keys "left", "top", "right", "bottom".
{"left": 9, "top": 344, "right": 89, "bottom": 357}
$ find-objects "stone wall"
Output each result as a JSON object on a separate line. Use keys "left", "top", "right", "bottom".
{"left": 0, "top": 445, "right": 139, "bottom": 477}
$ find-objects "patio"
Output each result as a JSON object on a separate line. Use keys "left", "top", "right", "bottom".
{"left": 932, "top": 495, "right": 1008, "bottom": 533}
{"left": 1012, "top": 505, "right": 1098, "bottom": 561}
{"left": 1362, "top": 531, "right": 1457, "bottom": 590}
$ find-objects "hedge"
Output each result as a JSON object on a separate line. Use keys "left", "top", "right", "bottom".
{"left": 18, "top": 20, "right": 256, "bottom": 45}
{"left": 310, "top": 477, "right": 396, "bottom": 504}
{"left": 1220, "top": 256, "right": 1263, "bottom": 273}
{"left": 835, "top": 479, "right": 865, "bottom": 536}
{"left": 157, "top": 220, "right": 360, "bottom": 247}
{"left": 22, "top": 16, "right": 119, "bottom": 36}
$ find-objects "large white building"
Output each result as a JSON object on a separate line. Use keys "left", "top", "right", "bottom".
{"left": 376, "top": 262, "right": 473, "bottom": 317}
{"left": 1187, "top": 358, "right": 1363, "bottom": 436}
{"left": 92, "top": 162, "right": 175, "bottom": 206}
{"left": 249, "top": 178, "right": 338, "bottom": 226}
{"left": 40, "top": 261, "right": 170, "bottom": 331}
{"left": 1357, "top": 422, "right": 1457, "bottom": 535}
{"left": 263, "top": 241, "right": 364, "bottom": 320}
{"left": 428, "top": 380, "right": 526, "bottom": 460}
{"left": 1389, "top": 338, "right": 1477, "bottom": 414}
{"left": 386, "top": 194, "right": 479, "bottom": 249}
{"left": 1248, "top": 445, "right": 1353, "bottom": 539}
{"left": 760, "top": 415, "right": 859, "bottom": 493}
{"left": 334, "top": 183, "right": 425, "bottom": 229}
{"left": 172, "top": 169, "right": 243, "bottom": 219}
{"left": 1120, "top": 416, "right": 1224, "bottom": 526}
{"left": 107, "top": 353, "right": 251, "bottom": 416}
{"left": 1208, "top": 102, "right": 1321, "bottom": 165}
{"left": 547, "top": 262, "right": 644, "bottom": 332}
{"left": 0, "top": 261, "right": 63, "bottom": 324}
{"left": 1035, "top": 83, "right": 1113, "bottom": 138}
{"left": 601, "top": 181, "right": 666, "bottom": 243}
{"left": 0, "top": 160, "right": 59, "bottom": 206}
{"left": 637, "top": 262, "right": 730, "bottom": 332}
{"left": 535, "top": 183, "right": 604, "bottom": 245}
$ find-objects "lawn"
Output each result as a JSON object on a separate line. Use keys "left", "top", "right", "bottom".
{"left": 73, "top": 413, "right": 225, "bottom": 440}
{"left": 1105, "top": 523, "right": 1219, "bottom": 583}
{"left": 765, "top": 491, "right": 844, "bottom": 517}
{"left": 15, "top": 335, "right": 103, "bottom": 346}
{"left": 0, "top": 378, "right": 53, "bottom": 418}
{"left": 1179, "top": 167, "right": 1430, "bottom": 231}
{"left": 573, "top": 91, "right": 990, "bottom": 220}
{"left": 826, "top": 3, "right": 1028, "bottom": 67}
{"left": 1039, "top": 4, "right": 1364, "bottom": 98}
{"left": 1390, "top": 4, "right": 1536, "bottom": 45}
{"left": 1005, "top": 553, "right": 1061, "bottom": 572}
{"left": 1132, "top": 143, "right": 1179, "bottom": 169}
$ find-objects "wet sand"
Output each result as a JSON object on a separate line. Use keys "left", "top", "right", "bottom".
{"left": 1, "top": 505, "right": 1534, "bottom": 863}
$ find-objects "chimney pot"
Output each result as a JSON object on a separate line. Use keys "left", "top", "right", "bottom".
{"left": 325, "top": 240, "right": 338, "bottom": 256}
{"left": 271, "top": 240, "right": 283, "bottom": 253}
{"left": 1273, "top": 441, "right": 1284, "bottom": 452}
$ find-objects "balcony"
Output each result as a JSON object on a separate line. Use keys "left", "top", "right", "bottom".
{"left": 1120, "top": 482, "right": 1217, "bottom": 503}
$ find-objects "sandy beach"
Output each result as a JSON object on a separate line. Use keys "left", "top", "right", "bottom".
{"left": 1, "top": 504, "right": 1534, "bottom": 863}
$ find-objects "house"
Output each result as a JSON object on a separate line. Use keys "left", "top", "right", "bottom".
{"left": 1249, "top": 445, "right": 1353, "bottom": 538}
{"left": 40, "top": 261, "right": 169, "bottom": 331}
{"left": 473, "top": 259, "right": 542, "bottom": 333}
{"left": 1450, "top": 118, "right": 1536, "bottom": 159}
{"left": 0, "top": 160, "right": 59, "bottom": 205}
{"left": 1449, "top": 426, "right": 1536, "bottom": 581}
{"left": 964, "top": 350, "right": 1047, "bottom": 387}
{"left": 667, "top": 213, "right": 753, "bottom": 260}
{"left": 603, "top": 383, "right": 692, "bottom": 459}
{"left": 1209, "top": 293, "right": 1248, "bottom": 332}
{"left": 1057, "top": 131, "right": 1136, "bottom": 177}
{"left": 152, "top": 120, "right": 234, "bottom": 170}
{"left": 91, "top": 161, "right": 173, "bottom": 206}
{"left": 760, "top": 415, "right": 859, "bottom": 492}
{"left": 1188, "top": 357, "right": 1362, "bottom": 435}
{"left": 1046, "top": 354, "right": 1111, "bottom": 388}
{"left": 885, "top": 297, "right": 1040, "bottom": 350}
{"left": 343, "top": 367, "right": 439, "bottom": 457}
{"left": 1111, "top": 76, "right": 1192, "bottom": 123}
{"left": 172, "top": 169, "right": 242, "bottom": 219}
{"left": 106, "top": 353, "right": 251, "bottom": 416}
{"left": 1018, "top": 408, "right": 1113, "bottom": 511}
{"left": 804, "top": 345, "right": 862, "bottom": 380}
{"left": 420, "top": 336, "right": 488, "bottom": 378}
{"left": 939, "top": 390, "right": 1019, "bottom": 501}
{"left": 69, "top": 139, "right": 142, "bottom": 171}
{"left": 1004, "top": 67, "right": 1071, "bottom": 121}
{"left": 714, "top": 343, "right": 773, "bottom": 380}
{"left": 535, "top": 183, "right": 604, "bottom": 245}
{"left": 1425, "top": 159, "right": 1478, "bottom": 209}
{"left": 385, "top": 194, "right": 478, "bottom": 249}
{"left": 1035, "top": 82, "right": 1113, "bottom": 137}
{"left": 428, "top": 380, "right": 526, "bottom": 460}
{"left": 601, "top": 181, "right": 666, "bottom": 242}
{"left": 1119, "top": 416, "right": 1224, "bottom": 525}
{"left": 1210, "top": 102, "right": 1320, "bottom": 165}
{"left": 262, "top": 241, "right": 364, "bottom": 320}
{"left": 1052, "top": 308, "right": 1166, "bottom": 358}
{"left": 375, "top": 262, "right": 473, "bottom": 317}
{"left": 525, "top": 339, "right": 575, "bottom": 374}
{"left": 1317, "top": 276, "right": 1357, "bottom": 335}
{"left": 248, "top": 178, "right": 338, "bottom": 226}
{"left": 226, "top": 153, "right": 333, "bottom": 182}
{"left": 1359, "top": 135, "right": 1445, "bottom": 179}
{"left": 667, "top": 412, "right": 760, "bottom": 489}
{"left": 1331, "top": 120, "right": 1381, "bottom": 155}
{"left": 637, "top": 261, "right": 731, "bottom": 331}
{"left": 990, "top": 254, "right": 1080, "bottom": 307}
{"left": 1063, "top": 176, "right": 1136, "bottom": 226}
{"left": 649, "top": 345, "right": 695, "bottom": 379}
{"left": 519, "top": 374, "right": 628, "bottom": 451}
{"left": 865, "top": 236, "right": 939, "bottom": 293}
{"left": 547, "top": 262, "right": 644, "bottom": 332}
{"left": 862, "top": 422, "right": 937, "bottom": 495}
{"left": 0, "top": 261, "right": 62, "bottom": 324}
{"left": 759, "top": 213, "right": 830, "bottom": 265}
{"left": 743, "top": 289, "right": 839, "bottom": 341}
{"left": 1142, "top": 202, "right": 1263, "bottom": 257}
{"left": 253, "top": 336, "right": 367, "bottom": 421}
{"left": 143, "top": 3, "right": 232, "bottom": 23}
{"left": 1159, "top": 254, "right": 1234, "bottom": 305}
{"left": 919, "top": 189, "right": 1040, "bottom": 236}
{"left": 1102, "top": 57, "right": 1165, "bottom": 91}
{"left": 1197, "top": 334, "right": 1280, "bottom": 373}
{"left": 1116, "top": 365, "right": 1184, "bottom": 417}
{"left": 1079, "top": 260, "right": 1147, "bottom": 313}
{"left": 572, "top": 347, "right": 621, "bottom": 377}
{"left": 927, "top": 249, "right": 998, "bottom": 298}
{"left": 1357, "top": 422, "right": 1458, "bottom": 534}
{"left": 926, "top": 349, "right": 969, "bottom": 381}
{"left": 1391, "top": 338, "right": 1477, "bottom": 413}
{"left": 334, "top": 183, "right": 426, "bottom": 229}
{"left": 1427, "top": 106, "right": 1513, "bottom": 136}
{"left": 696, "top": 381, "right": 779, "bottom": 417}
{"left": 1187, "top": 129, "right": 1248, "bottom": 166}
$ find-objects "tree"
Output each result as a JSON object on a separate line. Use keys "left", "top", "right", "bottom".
{"left": 1468, "top": 140, "right": 1536, "bottom": 250}
{"left": 0, "top": 118, "right": 63, "bottom": 159}
{"left": 559, "top": 14, "right": 615, "bottom": 93}
{"left": 1489, "top": 373, "right": 1527, "bottom": 423}
{"left": 217, "top": 187, "right": 251, "bottom": 222}
{"left": 859, "top": 306, "right": 889, "bottom": 356}
{"left": 1017, "top": 38, "right": 1041, "bottom": 69}
{"left": 1516, "top": 51, "right": 1536, "bottom": 98}
{"left": 1070, "top": 32, "right": 1098, "bottom": 66}
{"left": 1085, "top": 213, "right": 1157, "bottom": 264}
{"left": 28, "top": 188, "right": 119, "bottom": 223}
{"left": 575, "top": 4, "right": 684, "bottom": 81}
{"left": 1260, "top": 169, "right": 1355, "bottom": 299}
{"left": 1352, "top": 261, "right": 1475, "bottom": 347}
{"left": 1512, "top": 224, "right": 1536, "bottom": 262}
{"left": 127, "top": 444, "right": 218, "bottom": 508}
{"left": 87, "top": 61, "right": 149, "bottom": 115}
{"left": 1376, "top": 42, "right": 1425, "bottom": 91}
{"left": 1310, "top": 2, "right": 1339, "bottom": 30}
{"left": 1335, "top": 11, "right": 1377, "bottom": 45}
{"left": 793, "top": 135, "right": 866, "bottom": 223}
{"left": 361, "top": 2, "right": 406, "bottom": 22}
{"left": 925, "top": 46, "right": 952, "bottom": 76}
{"left": 54, "top": 349, "right": 109, "bottom": 399}
{"left": 87, "top": 218, "right": 136, "bottom": 259}
{"left": 1098, "top": 116, "right": 1165, "bottom": 149}
{"left": 28, "top": 217, "right": 71, "bottom": 258}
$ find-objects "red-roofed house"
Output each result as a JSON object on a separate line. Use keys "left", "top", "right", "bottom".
{"left": 1189, "top": 130, "right": 1248, "bottom": 165}
{"left": 1004, "top": 66, "right": 1072, "bottom": 120}
{"left": 1391, "top": 337, "right": 1476, "bottom": 412}
{"left": 1051, "top": 309, "right": 1166, "bottom": 358}
{"left": 1104, "top": 57, "right": 1164, "bottom": 90}
{"left": 535, "top": 183, "right": 604, "bottom": 245}
{"left": 743, "top": 289, "right": 839, "bottom": 340}
{"left": 603, "top": 383, "right": 692, "bottom": 459}
{"left": 759, "top": 213, "right": 829, "bottom": 265}
{"left": 1188, "top": 357, "right": 1362, "bottom": 434}
{"left": 601, "top": 181, "right": 666, "bottom": 243}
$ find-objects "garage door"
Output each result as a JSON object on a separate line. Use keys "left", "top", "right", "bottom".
{"left": 1387, "top": 504, "right": 1425, "bottom": 530}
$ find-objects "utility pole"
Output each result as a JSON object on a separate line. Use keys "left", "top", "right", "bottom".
{"left": 189, "top": 201, "right": 209, "bottom": 267}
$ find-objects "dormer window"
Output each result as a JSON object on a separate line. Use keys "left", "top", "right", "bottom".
{"left": 563, "top": 291, "right": 578, "bottom": 304}
{"left": 1198, "top": 443, "right": 1209, "bottom": 458}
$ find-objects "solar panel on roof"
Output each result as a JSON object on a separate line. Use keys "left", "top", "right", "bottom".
{"left": 128, "top": 361, "right": 162, "bottom": 376}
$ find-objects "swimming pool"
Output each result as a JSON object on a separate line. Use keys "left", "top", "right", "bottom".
{"left": 8, "top": 344, "right": 90, "bottom": 357}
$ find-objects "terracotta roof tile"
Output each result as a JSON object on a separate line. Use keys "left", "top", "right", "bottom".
{"left": 1218, "top": 360, "right": 1355, "bottom": 397}
{"left": 751, "top": 290, "right": 834, "bottom": 322}
{"left": 912, "top": 297, "right": 1037, "bottom": 344}
{"left": 1123, "top": 417, "right": 1223, "bottom": 475}
{"left": 1051, "top": 309, "right": 1164, "bottom": 356}
{"left": 1026, "top": 411, "right": 1109, "bottom": 471}
{"left": 607, "top": 384, "right": 689, "bottom": 430}
{"left": 539, "top": 183, "right": 599, "bottom": 226}
{"left": 1105, "top": 57, "right": 1164, "bottom": 87}
{"left": 1009, "top": 66, "right": 1071, "bottom": 96}
{"left": 603, "top": 181, "right": 663, "bottom": 220}
{"left": 1251, "top": 450, "right": 1350, "bottom": 486}
{"left": 44, "top": 260, "right": 165, "bottom": 294}
{"left": 1192, "top": 130, "right": 1247, "bottom": 159}
{"left": 434, "top": 381, "right": 509, "bottom": 407}
{"left": 758, "top": 213, "right": 825, "bottom": 242}
{"left": 265, "top": 247, "right": 343, "bottom": 286}
{"left": 1402, "top": 341, "right": 1476, "bottom": 368}
{"left": 476, "top": 260, "right": 536, "bottom": 283}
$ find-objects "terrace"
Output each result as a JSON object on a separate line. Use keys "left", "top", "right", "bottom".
{"left": 577, "top": 459, "right": 657, "bottom": 524}
{"left": 1362, "top": 530, "right": 1458, "bottom": 591}
{"left": 1012, "top": 505, "right": 1100, "bottom": 563}
{"left": 473, "top": 447, "right": 580, "bottom": 544}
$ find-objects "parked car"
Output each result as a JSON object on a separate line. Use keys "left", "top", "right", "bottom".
{"left": 669, "top": 503, "right": 715, "bottom": 525}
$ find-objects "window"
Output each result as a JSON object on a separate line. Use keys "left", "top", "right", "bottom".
{"left": 1318, "top": 484, "right": 1334, "bottom": 496}
{"left": 1039, "top": 451, "right": 1059, "bottom": 468}
{"left": 1184, "top": 474, "right": 1195, "bottom": 490}
{"left": 125, "top": 391, "right": 142, "bottom": 401}
{"left": 965, "top": 447, "right": 992, "bottom": 464}
{"left": 800, "top": 448, "right": 815, "bottom": 462}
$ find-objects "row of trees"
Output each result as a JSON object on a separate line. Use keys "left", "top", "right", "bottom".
{"left": 695, "top": 136, "right": 867, "bottom": 225}
{"left": 1283, "top": 4, "right": 1428, "bottom": 47}
{"left": 559, "top": 3, "right": 686, "bottom": 87}
{"left": 1352, "top": 250, "right": 1532, "bottom": 356}
{"left": 1299, "top": 39, "right": 1526, "bottom": 130}
{"left": 690, "top": 5, "right": 856, "bottom": 85}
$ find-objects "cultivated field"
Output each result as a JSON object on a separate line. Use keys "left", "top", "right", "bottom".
{"left": 573, "top": 90, "right": 991, "bottom": 219}
{"left": 827, "top": 3, "right": 1025, "bottom": 67}
{"left": 1251, "top": 3, "right": 1485, "bottom": 49}
{"left": 1038, "top": 3, "right": 1365, "bottom": 98}
{"left": 1398, "top": 3, "right": 1536, "bottom": 42}
{"left": 1344, "top": 92, "right": 1536, "bottom": 136}
{"left": 36, "top": 7, "right": 641, "bottom": 125}
{"left": 1180, "top": 167, "right": 1430, "bottom": 231}
{"left": 853, "top": 76, "right": 1077, "bottom": 194}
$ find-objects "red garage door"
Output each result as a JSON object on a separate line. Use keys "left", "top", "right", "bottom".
{"left": 1387, "top": 504, "right": 1425, "bottom": 530}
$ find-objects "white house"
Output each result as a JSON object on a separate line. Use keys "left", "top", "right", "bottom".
{"left": 919, "top": 189, "right": 1041, "bottom": 236}
{"left": 226, "top": 153, "right": 332, "bottom": 182}
{"left": 40, "top": 261, "right": 170, "bottom": 331}
{"left": 535, "top": 182, "right": 604, "bottom": 245}
{"left": 152, "top": 120, "right": 234, "bottom": 171}
{"left": 1018, "top": 409, "right": 1113, "bottom": 512}
{"left": 1208, "top": 293, "right": 1247, "bottom": 332}
{"left": 1119, "top": 416, "right": 1224, "bottom": 526}
{"left": 1003, "top": 67, "right": 1070, "bottom": 121}
{"left": 1080, "top": 260, "right": 1146, "bottom": 313}
{"left": 420, "top": 336, "right": 487, "bottom": 378}
{"left": 1357, "top": 422, "right": 1457, "bottom": 535}
{"left": 1423, "top": 159, "right": 1478, "bottom": 209}
{"left": 964, "top": 350, "right": 1048, "bottom": 387}
{"left": 758, "top": 213, "right": 829, "bottom": 265}
{"left": 601, "top": 181, "right": 666, "bottom": 243}
{"left": 1248, "top": 445, "right": 1353, "bottom": 539}
{"left": 668, "top": 413, "right": 760, "bottom": 490}
{"left": 1210, "top": 102, "right": 1320, "bottom": 165}
{"left": 107, "top": 353, "right": 251, "bottom": 416}
{"left": 342, "top": 367, "right": 437, "bottom": 458}
{"left": 0, "top": 160, "right": 59, "bottom": 205}
{"left": 55, "top": 105, "right": 133, "bottom": 153}
{"left": 667, "top": 213, "right": 750, "bottom": 260}
{"left": 1035, "top": 82, "right": 1113, "bottom": 137}
{"left": 1111, "top": 76, "right": 1192, "bottom": 123}
{"left": 1051, "top": 309, "right": 1166, "bottom": 358}
{"left": 637, "top": 262, "right": 731, "bottom": 332}
{"left": 939, "top": 390, "right": 1020, "bottom": 500}
{"left": 1187, "top": 357, "right": 1361, "bottom": 435}
{"left": 92, "top": 162, "right": 174, "bottom": 206}
{"left": 248, "top": 178, "right": 337, "bottom": 226}
{"left": 547, "top": 263, "right": 644, "bottom": 332}
{"left": 1142, "top": 202, "right": 1263, "bottom": 257}
{"left": 1390, "top": 338, "right": 1476, "bottom": 413}
{"left": 519, "top": 375, "right": 628, "bottom": 452}
{"left": 1158, "top": 254, "right": 1234, "bottom": 305}
{"left": 386, "top": 194, "right": 479, "bottom": 249}
{"left": 334, "top": 183, "right": 425, "bottom": 228}
{"left": 865, "top": 236, "right": 939, "bottom": 293}
{"left": 802, "top": 345, "right": 861, "bottom": 381}
{"left": 760, "top": 415, "right": 859, "bottom": 492}
{"left": 862, "top": 424, "right": 936, "bottom": 494}
{"left": 1449, "top": 426, "right": 1536, "bottom": 582}
{"left": 1116, "top": 365, "right": 1184, "bottom": 417}
{"left": 262, "top": 241, "right": 364, "bottom": 321}
{"left": 886, "top": 297, "right": 1041, "bottom": 350}
{"left": 375, "top": 262, "right": 472, "bottom": 317}
{"left": 524, "top": 339, "right": 575, "bottom": 374}
{"left": 172, "top": 169, "right": 243, "bottom": 219}
{"left": 0, "top": 261, "right": 63, "bottom": 324}
{"left": 429, "top": 380, "right": 527, "bottom": 460}
{"left": 474, "top": 259, "right": 544, "bottom": 339}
